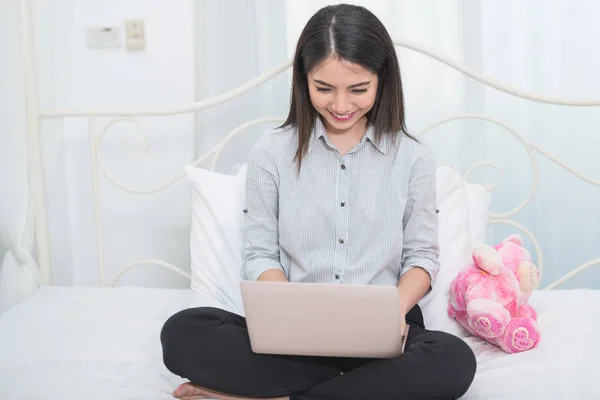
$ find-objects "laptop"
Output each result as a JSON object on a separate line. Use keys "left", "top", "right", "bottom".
{"left": 239, "top": 280, "right": 409, "bottom": 358}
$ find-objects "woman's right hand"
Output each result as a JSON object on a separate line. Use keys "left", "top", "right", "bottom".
{"left": 257, "top": 269, "right": 289, "bottom": 282}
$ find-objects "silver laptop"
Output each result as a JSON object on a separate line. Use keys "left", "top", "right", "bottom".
{"left": 240, "top": 280, "right": 409, "bottom": 358}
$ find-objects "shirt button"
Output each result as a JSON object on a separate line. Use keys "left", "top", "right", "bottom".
{"left": 340, "top": 202, "right": 345, "bottom": 207}
{"left": 340, "top": 164, "right": 346, "bottom": 170}
{"left": 339, "top": 239, "right": 344, "bottom": 244}
{"left": 335, "top": 274, "right": 340, "bottom": 279}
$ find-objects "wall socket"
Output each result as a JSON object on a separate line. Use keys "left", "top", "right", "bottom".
{"left": 125, "top": 20, "right": 145, "bottom": 51}
{"left": 86, "top": 26, "right": 121, "bottom": 48}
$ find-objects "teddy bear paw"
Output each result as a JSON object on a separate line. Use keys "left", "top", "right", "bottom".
{"left": 467, "top": 298, "right": 511, "bottom": 339}
{"left": 502, "top": 317, "right": 540, "bottom": 353}
{"left": 470, "top": 314, "right": 504, "bottom": 339}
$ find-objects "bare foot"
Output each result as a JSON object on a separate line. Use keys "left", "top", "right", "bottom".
{"left": 173, "top": 382, "right": 289, "bottom": 400}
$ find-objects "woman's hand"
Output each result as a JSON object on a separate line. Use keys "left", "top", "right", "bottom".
{"left": 397, "top": 268, "right": 430, "bottom": 349}
{"left": 397, "top": 267, "right": 431, "bottom": 311}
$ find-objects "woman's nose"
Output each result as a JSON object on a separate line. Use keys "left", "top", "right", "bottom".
{"left": 331, "top": 94, "right": 351, "bottom": 114}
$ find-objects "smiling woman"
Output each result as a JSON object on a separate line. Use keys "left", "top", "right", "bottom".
{"left": 160, "top": 3, "right": 476, "bottom": 400}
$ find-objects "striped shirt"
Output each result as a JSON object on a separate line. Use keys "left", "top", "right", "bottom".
{"left": 242, "top": 117, "right": 440, "bottom": 289}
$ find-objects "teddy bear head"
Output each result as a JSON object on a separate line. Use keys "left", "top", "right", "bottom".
{"left": 471, "top": 234, "right": 540, "bottom": 305}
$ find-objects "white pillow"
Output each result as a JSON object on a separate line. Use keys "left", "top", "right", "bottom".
{"left": 186, "top": 164, "right": 247, "bottom": 316}
{"left": 185, "top": 164, "right": 491, "bottom": 326}
{"left": 422, "top": 165, "right": 472, "bottom": 301}
{"left": 466, "top": 183, "right": 492, "bottom": 248}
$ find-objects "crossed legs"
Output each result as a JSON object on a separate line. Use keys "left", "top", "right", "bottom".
{"left": 161, "top": 306, "right": 476, "bottom": 399}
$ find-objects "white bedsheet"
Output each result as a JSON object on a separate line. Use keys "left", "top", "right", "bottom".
{"left": 0, "top": 286, "right": 598, "bottom": 399}
{"left": 0, "top": 286, "right": 203, "bottom": 400}
{"left": 463, "top": 288, "right": 600, "bottom": 399}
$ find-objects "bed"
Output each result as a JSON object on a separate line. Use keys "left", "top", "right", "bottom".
{"left": 1, "top": 286, "right": 599, "bottom": 400}
{"left": 1, "top": 1, "right": 600, "bottom": 399}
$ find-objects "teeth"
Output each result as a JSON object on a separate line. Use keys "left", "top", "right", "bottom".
{"left": 333, "top": 112, "right": 353, "bottom": 119}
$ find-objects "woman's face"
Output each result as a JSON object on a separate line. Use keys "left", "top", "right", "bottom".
{"left": 307, "top": 56, "right": 378, "bottom": 134}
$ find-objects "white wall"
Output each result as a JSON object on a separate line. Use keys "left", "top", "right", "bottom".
{"left": 31, "top": 0, "right": 196, "bottom": 287}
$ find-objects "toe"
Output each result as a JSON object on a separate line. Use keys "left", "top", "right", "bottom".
{"left": 173, "top": 383, "right": 199, "bottom": 398}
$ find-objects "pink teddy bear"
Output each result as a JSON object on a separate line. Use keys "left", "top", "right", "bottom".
{"left": 448, "top": 234, "right": 541, "bottom": 353}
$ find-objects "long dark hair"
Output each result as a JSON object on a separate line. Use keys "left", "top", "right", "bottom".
{"left": 281, "top": 4, "right": 411, "bottom": 171}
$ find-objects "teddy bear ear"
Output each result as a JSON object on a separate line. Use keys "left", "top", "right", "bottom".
{"left": 473, "top": 244, "right": 504, "bottom": 275}
{"left": 504, "top": 234, "right": 523, "bottom": 246}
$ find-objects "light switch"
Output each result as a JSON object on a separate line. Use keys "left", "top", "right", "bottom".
{"left": 86, "top": 26, "right": 121, "bottom": 49}
{"left": 125, "top": 20, "right": 145, "bottom": 51}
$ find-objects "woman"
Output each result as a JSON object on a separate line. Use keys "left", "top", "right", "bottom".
{"left": 161, "top": 4, "right": 477, "bottom": 399}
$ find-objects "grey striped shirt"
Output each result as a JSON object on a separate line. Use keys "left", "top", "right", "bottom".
{"left": 242, "top": 117, "right": 440, "bottom": 289}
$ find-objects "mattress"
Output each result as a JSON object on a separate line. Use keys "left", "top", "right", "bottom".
{"left": 0, "top": 286, "right": 599, "bottom": 399}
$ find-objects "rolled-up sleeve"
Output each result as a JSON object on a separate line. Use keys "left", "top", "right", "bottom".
{"left": 242, "top": 142, "right": 285, "bottom": 281}
{"left": 400, "top": 144, "right": 440, "bottom": 289}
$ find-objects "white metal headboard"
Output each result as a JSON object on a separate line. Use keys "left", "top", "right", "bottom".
{"left": 20, "top": 1, "right": 599, "bottom": 290}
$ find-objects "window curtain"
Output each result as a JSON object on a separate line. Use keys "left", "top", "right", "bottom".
{"left": 0, "top": 0, "right": 40, "bottom": 313}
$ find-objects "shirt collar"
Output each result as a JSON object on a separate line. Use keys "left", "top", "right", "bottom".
{"left": 307, "top": 117, "right": 388, "bottom": 155}
{"left": 307, "top": 116, "right": 327, "bottom": 154}
{"left": 364, "top": 124, "right": 388, "bottom": 154}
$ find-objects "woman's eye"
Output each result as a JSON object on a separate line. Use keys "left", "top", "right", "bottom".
{"left": 315, "top": 87, "right": 367, "bottom": 93}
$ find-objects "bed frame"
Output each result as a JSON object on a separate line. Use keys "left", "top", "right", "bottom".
{"left": 18, "top": 0, "right": 599, "bottom": 291}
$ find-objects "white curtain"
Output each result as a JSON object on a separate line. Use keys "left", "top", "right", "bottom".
{"left": 0, "top": 0, "right": 40, "bottom": 313}
{"left": 194, "top": 0, "right": 290, "bottom": 170}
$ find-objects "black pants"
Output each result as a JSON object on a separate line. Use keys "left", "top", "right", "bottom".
{"left": 161, "top": 304, "right": 477, "bottom": 399}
